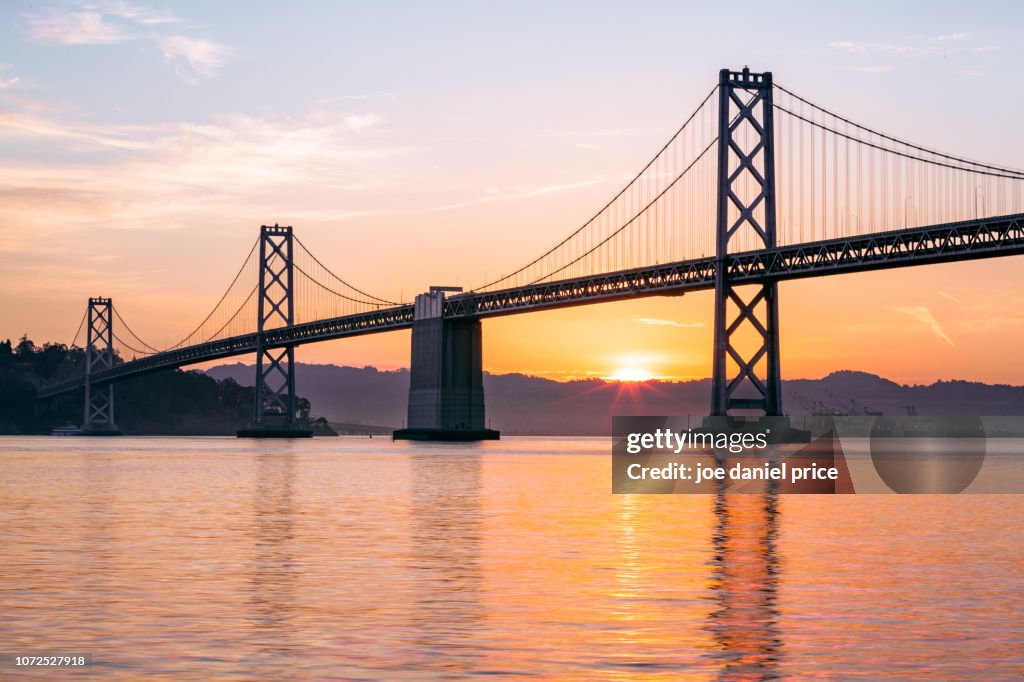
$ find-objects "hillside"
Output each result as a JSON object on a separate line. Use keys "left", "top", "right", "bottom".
{"left": 205, "top": 364, "right": 1024, "bottom": 435}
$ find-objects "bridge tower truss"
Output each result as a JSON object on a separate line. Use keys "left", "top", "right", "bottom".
{"left": 711, "top": 68, "right": 783, "bottom": 416}
{"left": 84, "top": 296, "right": 118, "bottom": 432}
{"left": 251, "top": 224, "right": 301, "bottom": 430}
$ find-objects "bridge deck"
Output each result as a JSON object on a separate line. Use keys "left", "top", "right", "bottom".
{"left": 39, "top": 213, "right": 1024, "bottom": 397}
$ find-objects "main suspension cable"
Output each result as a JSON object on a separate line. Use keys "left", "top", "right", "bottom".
{"left": 774, "top": 104, "right": 1024, "bottom": 181}
{"left": 166, "top": 237, "right": 259, "bottom": 351}
{"left": 112, "top": 306, "right": 161, "bottom": 353}
{"left": 293, "top": 262, "right": 389, "bottom": 307}
{"left": 68, "top": 309, "right": 87, "bottom": 349}
{"left": 293, "top": 236, "right": 402, "bottom": 305}
{"left": 525, "top": 137, "right": 718, "bottom": 286}
{"left": 775, "top": 83, "right": 1024, "bottom": 178}
{"left": 475, "top": 85, "right": 719, "bottom": 291}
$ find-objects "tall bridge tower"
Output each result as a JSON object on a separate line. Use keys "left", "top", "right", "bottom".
{"left": 82, "top": 296, "right": 120, "bottom": 434}
{"left": 238, "top": 224, "right": 312, "bottom": 438}
{"left": 711, "top": 68, "right": 783, "bottom": 416}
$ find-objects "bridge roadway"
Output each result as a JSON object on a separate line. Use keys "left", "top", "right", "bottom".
{"left": 38, "top": 212, "right": 1024, "bottom": 397}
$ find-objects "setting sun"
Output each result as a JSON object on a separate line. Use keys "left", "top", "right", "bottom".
{"left": 605, "top": 366, "right": 655, "bottom": 382}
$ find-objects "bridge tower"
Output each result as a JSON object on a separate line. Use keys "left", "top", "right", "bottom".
{"left": 393, "top": 287, "right": 499, "bottom": 441}
{"left": 710, "top": 68, "right": 783, "bottom": 416}
{"left": 238, "top": 224, "right": 312, "bottom": 438}
{"left": 82, "top": 296, "right": 120, "bottom": 434}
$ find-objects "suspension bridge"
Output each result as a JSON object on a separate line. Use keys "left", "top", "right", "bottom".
{"left": 38, "top": 68, "right": 1024, "bottom": 438}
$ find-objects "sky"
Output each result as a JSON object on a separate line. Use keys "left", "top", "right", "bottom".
{"left": 1, "top": 0, "right": 1023, "bottom": 386}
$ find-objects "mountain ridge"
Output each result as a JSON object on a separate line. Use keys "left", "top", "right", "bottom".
{"left": 205, "top": 363, "right": 1024, "bottom": 435}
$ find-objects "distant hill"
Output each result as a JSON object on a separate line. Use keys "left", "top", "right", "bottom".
{"left": 0, "top": 336, "right": 331, "bottom": 436}
{"left": 205, "top": 364, "right": 1024, "bottom": 435}
{"left": 207, "top": 363, "right": 410, "bottom": 428}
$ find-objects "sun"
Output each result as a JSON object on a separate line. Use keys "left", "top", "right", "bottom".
{"left": 605, "top": 366, "right": 655, "bottom": 382}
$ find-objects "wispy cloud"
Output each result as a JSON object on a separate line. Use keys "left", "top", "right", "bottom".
{"left": 316, "top": 93, "right": 400, "bottom": 105}
{"left": 829, "top": 40, "right": 919, "bottom": 55}
{"left": 0, "top": 106, "right": 390, "bottom": 158}
{"left": 0, "top": 102, "right": 411, "bottom": 256}
{"left": 633, "top": 318, "right": 704, "bottom": 328}
{"left": 26, "top": 7, "right": 130, "bottom": 44}
{"left": 540, "top": 126, "right": 661, "bottom": 142}
{"left": 0, "top": 66, "right": 19, "bottom": 90}
{"left": 25, "top": 2, "right": 233, "bottom": 81}
{"left": 848, "top": 65, "right": 895, "bottom": 73}
{"left": 433, "top": 177, "right": 608, "bottom": 211}
{"left": 892, "top": 306, "right": 956, "bottom": 347}
{"left": 830, "top": 33, "right": 1000, "bottom": 81}
{"left": 937, "top": 291, "right": 962, "bottom": 304}
{"left": 0, "top": 109, "right": 151, "bottom": 149}
{"left": 159, "top": 35, "right": 235, "bottom": 80}
{"left": 98, "top": 1, "right": 180, "bottom": 25}
{"left": 829, "top": 32, "right": 988, "bottom": 58}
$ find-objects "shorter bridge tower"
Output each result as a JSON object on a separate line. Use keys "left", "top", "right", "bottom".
{"left": 238, "top": 224, "right": 311, "bottom": 438}
{"left": 393, "top": 287, "right": 498, "bottom": 441}
{"left": 82, "top": 296, "right": 120, "bottom": 435}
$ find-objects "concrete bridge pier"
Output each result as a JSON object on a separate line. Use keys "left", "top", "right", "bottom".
{"left": 393, "top": 287, "right": 499, "bottom": 441}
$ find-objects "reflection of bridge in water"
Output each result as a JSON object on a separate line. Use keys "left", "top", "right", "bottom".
{"left": 706, "top": 479, "right": 782, "bottom": 679}
{"left": 40, "top": 68, "right": 1024, "bottom": 438}
{"left": 247, "top": 450, "right": 297, "bottom": 658}
{"left": 407, "top": 454, "right": 485, "bottom": 674}
{"left": 602, "top": 462, "right": 787, "bottom": 678}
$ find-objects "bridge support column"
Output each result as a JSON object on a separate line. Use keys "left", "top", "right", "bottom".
{"left": 710, "top": 68, "right": 783, "bottom": 417}
{"left": 238, "top": 224, "right": 312, "bottom": 438}
{"left": 82, "top": 296, "right": 121, "bottom": 435}
{"left": 394, "top": 288, "right": 498, "bottom": 441}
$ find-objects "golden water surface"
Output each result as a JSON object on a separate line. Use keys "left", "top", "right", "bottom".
{"left": 1, "top": 437, "right": 1022, "bottom": 680}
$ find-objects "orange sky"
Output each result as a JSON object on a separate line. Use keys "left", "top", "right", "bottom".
{"left": 2, "top": 3, "right": 1024, "bottom": 386}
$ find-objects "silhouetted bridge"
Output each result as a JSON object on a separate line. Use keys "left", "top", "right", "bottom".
{"left": 39, "top": 68, "right": 1024, "bottom": 438}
